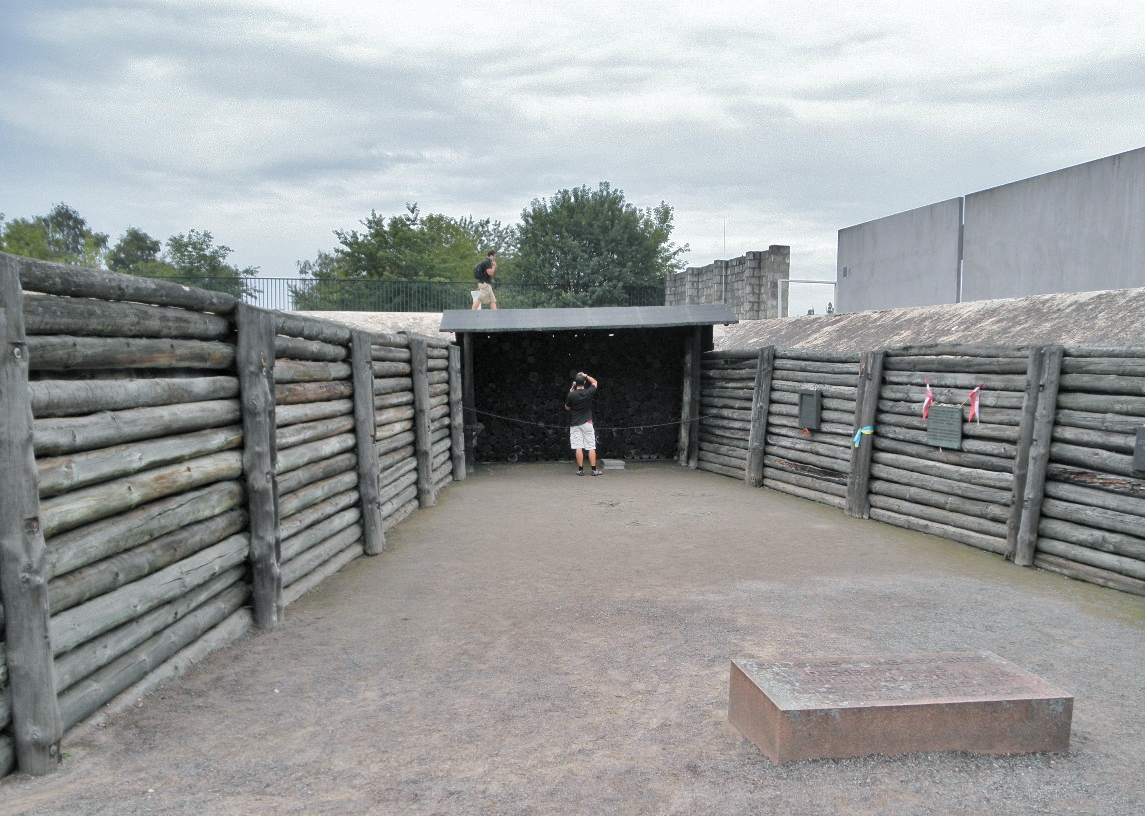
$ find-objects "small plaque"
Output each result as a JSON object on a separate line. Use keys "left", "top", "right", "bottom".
{"left": 927, "top": 404, "right": 962, "bottom": 449}
{"left": 1135, "top": 427, "right": 1145, "bottom": 472}
{"left": 797, "top": 389, "right": 822, "bottom": 431}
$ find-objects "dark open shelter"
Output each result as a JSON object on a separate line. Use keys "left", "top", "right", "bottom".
{"left": 441, "top": 305, "right": 737, "bottom": 464}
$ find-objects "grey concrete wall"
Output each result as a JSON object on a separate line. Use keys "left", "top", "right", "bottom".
{"left": 835, "top": 198, "right": 962, "bottom": 313}
{"left": 664, "top": 246, "right": 789, "bottom": 319}
{"left": 961, "top": 147, "right": 1145, "bottom": 301}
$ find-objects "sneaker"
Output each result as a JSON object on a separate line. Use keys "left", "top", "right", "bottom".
{"left": 577, "top": 468, "right": 584, "bottom": 476}
{"left": 591, "top": 467, "right": 602, "bottom": 476}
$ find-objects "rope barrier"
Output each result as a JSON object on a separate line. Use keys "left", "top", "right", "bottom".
{"left": 468, "top": 407, "right": 706, "bottom": 432}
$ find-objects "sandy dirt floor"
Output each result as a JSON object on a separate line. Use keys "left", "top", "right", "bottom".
{"left": 3, "top": 461, "right": 1144, "bottom": 815}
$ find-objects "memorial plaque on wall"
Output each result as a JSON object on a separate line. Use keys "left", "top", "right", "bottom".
{"left": 797, "top": 389, "right": 822, "bottom": 431}
{"left": 926, "top": 405, "right": 962, "bottom": 449}
{"left": 1135, "top": 427, "right": 1145, "bottom": 472}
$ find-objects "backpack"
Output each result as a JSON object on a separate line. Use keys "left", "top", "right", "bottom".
{"left": 474, "top": 261, "right": 484, "bottom": 281}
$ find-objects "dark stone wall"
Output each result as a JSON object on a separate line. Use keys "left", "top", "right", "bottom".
{"left": 470, "top": 328, "right": 687, "bottom": 462}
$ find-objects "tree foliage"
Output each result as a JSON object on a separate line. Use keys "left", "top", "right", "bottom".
{"left": 0, "top": 203, "right": 109, "bottom": 267}
{"left": 512, "top": 182, "right": 687, "bottom": 307}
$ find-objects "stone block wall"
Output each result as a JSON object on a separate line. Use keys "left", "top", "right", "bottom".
{"left": 665, "top": 246, "right": 790, "bottom": 319}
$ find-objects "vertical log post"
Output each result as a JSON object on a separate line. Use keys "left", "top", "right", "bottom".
{"left": 1006, "top": 346, "right": 1046, "bottom": 559}
{"left": 677, "top": 327, "right": 703, "bottom": 468}
{"left": 461, "top": 332, "right": 477, "bottom": 469}
{"left": 234, "top": 303, "right": 282, "bottom": 629}
{"left": 745, "top": 346, "right": 775, "bottom": 486}
{"left": 410, "top": 335, "right": 436, "bottom": 508}
{"left": 845, "top": 350, "right": 885, "bottom": 519}
{"left": 447, "top": 344, "right": 467, "bottom": 481}
{"left": 1013, "top": 345, "right": 1064, "bottom": 567}
{"left": 0, "top": 258, "right": 62, "bottom": 774}
{"left": 350, "top": 329, "right": 386, "bottom": 555}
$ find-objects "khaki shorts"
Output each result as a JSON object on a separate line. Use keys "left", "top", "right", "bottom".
{"left": 570, "top": 421, "right": 596, "bottom": 450}
{"left": 475, "top": 282, "right": 496, "bottom": 305}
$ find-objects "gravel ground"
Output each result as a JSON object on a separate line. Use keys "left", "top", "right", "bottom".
{"left": 3, "top": 461, "right": 1143, "bottom": 815}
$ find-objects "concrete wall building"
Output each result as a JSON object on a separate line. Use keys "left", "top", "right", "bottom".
{"left": 665, "top": 246, "right": 790, "bottom": 319}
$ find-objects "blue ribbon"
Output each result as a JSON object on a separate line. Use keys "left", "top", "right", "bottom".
{"left": 853, "top": 426, "right": 875, "bottom": 447}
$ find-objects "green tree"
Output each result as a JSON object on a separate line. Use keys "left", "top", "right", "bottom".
{"left": 107, "top": 227, "right": 164, "bottom": 274}
{"left": 513, "top": 182, "right": 687, "bottom": 307}
{"left": 137, "top": 229, "right": 257, "bottom": 299}
{"left": 0, "top": 203, "right": 109, "bottom": 267}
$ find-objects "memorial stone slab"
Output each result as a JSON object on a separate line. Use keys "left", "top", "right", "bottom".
{"left": 728, "top": 652, "right": 1072, "bottom": 764}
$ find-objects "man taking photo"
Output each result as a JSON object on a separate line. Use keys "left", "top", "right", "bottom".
{"left": 565, "top": 372, "right": 600, "bottom": 476}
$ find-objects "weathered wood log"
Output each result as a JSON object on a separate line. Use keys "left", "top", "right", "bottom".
{"left": 281, "top": 524, "right": 363, "bottom": 587}
{"left": 701, "top": 395, "right": 754, "bottom": 410}
{"left": 775, "top": 349, "right": 862, "bottom": 364}
{"left": 373, "top": 361, "right": 412, "bottom": 377}
{"left": 280, "top": 507, "right": 361, "bottom": 563}
{"left": 696, "top": 459, "right": 744, "bottom": 479}
{"left": 38, "top": 425, "right": 243, "bottom": 498}
{"left": 429, "top": 382, "right": 450, "bottom": 397}
{"left": 698, "top": 440, "right": 748, "bottom": 460}
{"left": 869, "top": 464, "right": 1012, "bottom": 505}
{"left": 380, "top": 484, "right": 419, "bottom": 519}
{"left": 409, "top": 337, "right": 436, "bottom": 508}
{"left": 274, "top": 335, "right": 347, "bottom": 362}
{"left": 53, "top": 567, "right": 243, "bottom": 694}
{"left": 275, "top": 432, "right": 355, "bottom": 475}
{"left": 870, "top": 480, "right": 1009, "bottom": 523}
{"left": 235, "top": 302, "right": 282, "bottom": 630}
{"left": 870, "top": 494, "right": 1008, "bottom": 538}
{"left": 876, "top": 397, "right": 1024, "bottom": 426}
{"left": 375, "top": 405, "right": 416, "bottom": 426}
{"left": 1062, "top": 345, "right": 1145, "bottom": 359}
{"left": 701, "top": 368, "right": 757, "bottom": 381}
{"left": 274, "top": 415, "right": 355, "bottom": 451}
{"left": 34, "top": 399, "right": 241, "bottom": 457}
{"left": 703, "top": 416, "right": 752, "bottom": 432}
{"left": 751, "top": 369, "right": 858, "bottom": 387}
{"left": 49, "top": 532, "right": 249, "bottom": 656}
{"left": 273, "top": 360, "right": 352, "bottom": 383}
{"left": 276, "top": 452, "right": 357, "bottom": 498}
{"left": 431, "top": 436, "right": 451, "bottom": 457}
{"left": 28, "top": 335, "right": 235, "bottom": 371}
{"left": 874, "top": 411, "right": 1020, "bottom": 443}
{"left": 1055, "top": 391, "right": 1145, "bottom": 416}
{"left": 1058, "top": 373, "right": 1145, "bottom": 396}
{"left": 418, "top": 332, "right": 452, "bottom": 350}
{"left": 884, "top": 343, "right": 1026, "bottom": 359}
{"left": 703, "top": 358, "right": 755, "bottom": 371}
{"left": 371, "top": 332, "right": 410, "bottom": 349}
{"left": 57, "top": 581, "right": 247, "bottom": 731}
{"left": 705, "top": 386, "right": 755, "bottom": 401}
{"left": 279, "top": 471, "right": 358, "bottom": 520}
{"left": 1038, "top": 524, "right": 1145, "bottom": 567}
{"left": 699, "top": 430, "right": 749, "bottom": 451}
{"left": 773, "top": 359, "right": 860, "bottom": 376}
{"left": 372, "top": 346, "right": 411, "bottom": 362}
{"left": 1054, "top": 408, "right": 1145, "bottom": 434}
{"left": 40, "top": 451, "right": 243, "bottom": 538}
{"left": 881, "top": 369, "right": 1026, "bottom": 392}
{"left": 375, "top": 391, "right": 414, "bottom": 410}
{"left": 431, "top": 451, "right": 451, "bottom": 472}
{"left": 275, "top": 398, "right": 353, "bottom": 428}
{"left": 48, "top": 509, "right": 247, "bottom": 615}
{"left": 376, "top": 419, "right": 415, "bottom": 442}
{"left": 1040, "top": 497, "right": 1145, "bottom": 539}
{"left": 0, "top": 259, "right": 62, "bottom": 774}
{"left": 763, "top": 468, "right": 847, "bottom": 498}
{"left": 882, "top": 356, "right": 1029, "bottom": 374}
{"left": 30, "top": 376, "right": 239, "bottom": 419}
{"left": 771, "top": 390, "right": 857, "bottom": 412}
{"left": 24, "top": 293, "right": 232, "bottom": 340}
{"left": 378, "top": 430, "right": 417, "bottom": 457}
{"left": 875, "top": 424, "right": 1018, "bottom": 459}
{"left": 767, "top": 419, "right": 852, "bottom": 442}
{"left": 282, "top": 542, "right": 363, "bottom": 607}
{"left": 274, "top": 312, "right": 351, "bottom": 345}
{"left": 763, "top": 478, "right": 847, "bottom": 509}
{"left": 380, "top": 455, "right": 417, "bottom": 487}
{"left": 871, "top": 452, "right": 1012, "bottom": 491}
{"left": 1050, "top": 424, "right": 1135, "bottom": 454}
{"left": 1049, "top": 442, "right": 1137, "bottom": 478}
{"left": 274, "top": 380, "right": 354, "bottom": 405}
{"left": 378, "top": 444, "right": 415, "bottom": 473}
{"left": 703, "top": 349, "right": 758, "bottom": 361}
{"left": 763, "top": 455, "right": 848, "bottom": 486}
{"left": 869, "top": 507, "right": 1008, "bottom": 555}
{"left": 426, "top": 345, "right": 450, "bottom": 359}
{"left": 772, "top": 381, "right": 857, "bottom": 401}
{"left": 846, "top": 350, "right": 883, "bottom": 519}
{"left": 428, "top": 393, "right": 449, "bottom": 410}
{"left": 1046, "top": 464, "right": 1145, "bottom": 499}
{"left": 769, "top": 403, "right": 856, "bottom": 427}
{"left": 374, "top": 376, "right": 414, "bottom": 396}
{"left": 434, "top": 473, "right": 453, "bottom": 492}
{"left": 427, "top": 358, "right": 449, "bottom": 372}
{"left": 349, "top": 329, "right": 385, "bottom": 557}
{"left": 1034, "top": 550, "right": 1145, "bottom": 593}
{"left": 380, "top": 471, "right": 418, "bottom": 506}
{"left": 766, "top": 434, "right": 851, "bottom": 463}
{"left": 462, "top": 333, "right": 477, "bottom": 465}
{"left": 278, "top": 490, "right": 359, "bottom": 542}
{"left": 44, "top": 481, "right": 244, "bottom": 579}
{"left": 1059, "top": 356, "right": 1145, "bottom": 376}
{"left": 384, "top": 497, "right": 419, "bottom": 530}
{"left": 679, "top": 327, "right": 702, "bottom": 467}
{"left": 703, "top": 406, "right": 753, "bottom": 422}
{"left": 448, "top": 344, "right": 466, "bottom": 481}
{"left": 872, "top": 436, "right": 1014, "bottom": 474}
{"left": 427, "top": 370, "right": 449, "bottom": 386}
{"left": 698, "top": 450, "right": 748, "bottom": 471}
{"left": 879, "top": 384, "right": 1025, "bottom": 409}
{"left": 14, "top": 254, "right": 236, "bottom": 313}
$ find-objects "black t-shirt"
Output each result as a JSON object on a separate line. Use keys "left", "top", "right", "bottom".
{"left": 565, "top": 385, "right": 597, "bottom": 425}
{"left": 474, "top": 258, "right": 494, "bottom": 284}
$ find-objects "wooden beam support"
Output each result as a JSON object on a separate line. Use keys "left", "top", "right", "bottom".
{"left": 409, "top": 336, "right": 436, "bottom": 507}
{"left": 678, "top": 327, "right": 703, "bottom": 467}
{"left": 0, "top": 256, "right": 62, "bottom": 774}
{"left": 845, "top": 350, "right": 885, "bottom": 518}
{"left": 461, "top": 332, "right": 477, "bottom": 468}
{"left": 1014, "top": 345, "right": 1064, "bottom": 567}
{"left": 745, "top": 346, "right": 775, "bottom": 487}
{"left": 1006, "top": 346, "right": 1046, "bottom": 558}
{"left": 350, "top": 329, "right": 386, "bottom": 555}
{"left": 234, "top": 303, "right": 282, "bottom": 628}
{"left": 447, "top": 344, "right": 467, "bottom": 481}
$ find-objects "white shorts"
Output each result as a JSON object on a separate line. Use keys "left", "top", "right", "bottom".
{"left": 570, "top": 421, "right": 596, "bottom": 450}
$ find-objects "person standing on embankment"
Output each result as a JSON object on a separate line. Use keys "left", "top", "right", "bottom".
{"left": 472, "top": 250, "right": 498, "bottom": 310}
{"left": 566, "top": 372, "right": 600, "bottom": 476}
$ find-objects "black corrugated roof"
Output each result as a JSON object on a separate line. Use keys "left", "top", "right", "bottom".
{"left": 440, "top": 305, "right": 738, "bottom": 333}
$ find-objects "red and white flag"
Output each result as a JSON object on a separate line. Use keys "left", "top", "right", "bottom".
{"left": 921, "top": 379, "right": 935, "bottom": 419}
{"left": 967, "top": 384, "right": 983, "bottom": 423}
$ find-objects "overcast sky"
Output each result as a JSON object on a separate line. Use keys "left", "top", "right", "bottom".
{"left": 3, "top": 0, "right": 1144, "bottom": 309}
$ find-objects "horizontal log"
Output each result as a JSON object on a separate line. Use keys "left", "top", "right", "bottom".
{"left": 420, "top": 334, "right": 452, "bottom": 350}
{"left": 380, "top": 484, "right": 419, "bottom": 518}
{"left": 1059, "top": 373, "right": 1145, "bottom": 396}
{"left": 701, "top": 396, "right": 754, "bottom": 411}
{"left": 276, "top": 452, "right": 357, "bottom": 497}
{"left": 876, "top": 425, "right": 1017, "bottom": 460}
{"left": 766, "top": 434, "right": 851, "bottom": 463}
{"left": 281, "top": 524, "right": 363, "bottom": 587}
{"left": 273, "top": 360, "right": 352, "bottom": 384}
{"left": 881, "top": 370, "right": 1027, "bottom": 392}
{"left": 701, "top": 406, "right": 752, "bottom": 422}
{"left": 274, "top": 312, "right": 351, "bottom": 345}
{"left": 49, "top": 508, "right": 247, "bottom": 615}
{"left": 375, "top": 391, "right": 414, "bottom": 410}
{"left": 378, "top": 444, "right": 415, "bottom": 472}
{"left": 279, "top": 471, "right": 358, "bottom": 520}
{"left": 377, "top": 419, "right": 415, "bottom": 442}
{"left": 772, "top": 380, "right": 858, "bottom": 401}
{"left": 30, "top": 376, "right": 239, "bottom": 418}
{"left": 1062, "top": 345, "right": 1145, "bottom": 358}
{"left": 376, "top": 405, "right": 416, "bottom": 426}
{"left": 1041, "top": 496, "right": 1145, "bottom": 539}
{"left": 1037, "top": 516, "right": 1145, "bottom": 560}
{"left": 380, "top": 470, "right": 418, "bottom": 505}
{"left": 882, "top": 356, "right": 1029, "bottom": 374}
{"left": 431, "top": 437, "right": 451, "bottom": 457}
{"left": 704, "top": 358, "right": 755, "bottom": 371}
{"left": 45, "top": 481, "right": 244, "bottom": 579}
{"left": 274, "top": 335, "right": 348, "bottom": 362}
{"left": 770, "top": 390, "right": 857, "bottom": 413}
{"left": 1036, "top": 537, "right": 1145, "bottom": 581}
{"left": 870, "top": 480, "right": 1009, "bottom": 523}
{"left": 380, "top": 457, "right": 417, "bottom": 488}
{"left": 428, "top": 358, "right": 449, "bottom": 371}
{"left": 274, "top": 380, "right": 353, "bottom": 405}
{"left": 53, "top": 567, "right": 243, "bottom": 694}
{"left": 50, "top": 533, "right": 249, "bottom": 655}
{"left": 769, "top": 403, "right": 856, "bottom": 427}
{"left": 697, "top": 459, "right": 744, "bottom": 479}
{"left": 275, "top": 398, "right": 353, "bottom": 428}
{"left": 275, "top": 415, "right": 355, "bottom": 451}
{"left": 16, "top": 257, "right": 236, "bottom": 313}
{"left": 58, "top": 582, "right": 248, "bottom": 731}
{"left": 698, "top": 425, "right": 749, "bottom": 446}
{"left": 434, "top": 473, "right": 453, "bottom": 493}
{"left": 373, "top": 361, "right": 412, "bottom": 377}
{"left": 703, "top": 349, "right": 758, "bottom": 361}
{"left": 374, "top": 376, "right": 414, "bottom": 396}
{"left": 1056, "top": 392, "right": 1145, "bottom": 417}
{"left": 370, "top": 332, "right": 410, "bottom": 349}
{"left": 1033, "top": 552, "right": 1145, "bottom": 596}
{"left": 702, "top": 368, "right": 761, "bottom": 382}
{"left": 429, "top": 393, "right": 449, "bottom": 409}
{"left": 1048, "top": 442, "right": 1137, "bottom": 478}
{"left": 875, "top": 411, "right": 1020, "bottom": 444}
{"left": 427, "top": 371, "right": 449, "bottom": 386}
{"left": 761, "top": 467, "right": 847, "bottom": 498}
{"left": 763, "top": 455, "right": 848, "bottom": 485}
{"left": 278, "top": 490, "right": 359, "bottom": 542}
{"left": 275, "top": 432, "right": 355, "bottom": 475}
{"left": 372, "top": 346, "right": 411, "bottom": 362}
{"left": 764, "top": 445, "right": 850, "bottom": 475}
{"left": 876, "top": 399, "right": 1024, "bottom": 427}
{"left": 34, "top": 398, "right": 241, "bottom": 457}
{"left": 429, "top": 382, "right": 450, "bottom": 398}
{"left": 698, "top": 450, "right": 746, "bottom": 471}
{"left": 38, "top": 425, "right": 243, "bottom": 498}
{"left": 774, "top": 359, "right": 860, "bottom": 376}
{"left": 762, "top": 369, "right": 858, "bottom": 387}
{"left": 879, "top": 384, "right": 1025, "bottom": 409}
{"left": 884, "top": 344, "right": 1027, "bottom": 359}
{"left": 1054, "top": 408, "right": 1145, "bottom": 435}
{"left": 40, "top": 451, "right": 243, "bottom": 537}
{"left": 1046, "top": 464, "right": 1145, "bottom": 499}
{"left": 869, "top": 494, "right": 1008, "bottom": 538}
{"left": 383, "top": 498, "right": 419, "bottom": 530}
{"left": 431, "top": 451, "right": 451, "bottom": 472}
{"left": 869, "top": 508, "right": 1008, "bottom": 555}
{"left": 698, "top": 438, "right": 749, "bottom": 460}
{"left": 282, "top": 543, "right": 363, "bottom": 607}
{"left": 766, "top": 419, "right": 853, "bottom": 440}
{"left": 377, "top": 430, "right": 417, "bottom": 456}
{"left": 24, "top": 293, "right": 232, "bottom": 340}
{"left": 1050, "top": 424, "right": 1134, "bottom": 455}
{"left": 775, "top": 349, "right": 862, "bottom": 363}
{"left": 28, "top": 335, "right": 235, "bottom": 371}
{"left": 280, "top": 507, "right": 361, "bottom": 563}
{"left": 430, "top": 416, "right": 451, "bottom": 433}
{"left": 704, "top": 386, "right": 755, "bottom": 401}
{"left": 871, "top": 451, "right": 1013, "bottom": 491}
{"left": 702, "top": 416, "right": 752, "bottom": 432}
{"left": 762, "top": 478, "right": 847, "bottom": 509}
{"left": 426, "top": 346, "right": 450, "bottom": 359}
{"left": 1060, "top": 356, "right": 1145, "bottom": 376}
{"left": 872, "top": 436, "right": 1014, "bottom": 473}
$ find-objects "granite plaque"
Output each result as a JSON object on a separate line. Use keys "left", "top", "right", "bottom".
{"left": 926, "top": 405, "right": 963, "bottom": 449}
{"left": 797, "top": 389, "right": 822, "bottom": 431}
{"left": 728, "top": 652, "right": 1072, "bottom": 764}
